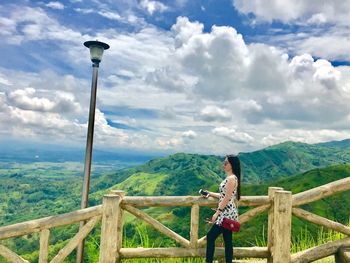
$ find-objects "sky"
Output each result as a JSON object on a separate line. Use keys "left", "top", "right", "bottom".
{"left": 1, "top": 0, "right": 350, "bottom": 155}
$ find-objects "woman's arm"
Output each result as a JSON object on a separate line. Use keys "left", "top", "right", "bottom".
{"left": 207, "top": 191, "right": 220, "bottom": 199}
{"left": 217, "top": 177, "right": 236, "bottom": 210}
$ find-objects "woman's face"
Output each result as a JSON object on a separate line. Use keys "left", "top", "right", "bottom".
{"left": 223, "top": 157, "right": 232, "bottom": 172}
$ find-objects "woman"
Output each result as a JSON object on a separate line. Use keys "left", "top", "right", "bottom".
{"left": 204, "top": 155, "right": 241, "bottom": 263}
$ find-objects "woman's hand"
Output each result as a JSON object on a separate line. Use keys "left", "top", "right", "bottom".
{"left": 205, "top": 210, "right": 220, "bottom": 224}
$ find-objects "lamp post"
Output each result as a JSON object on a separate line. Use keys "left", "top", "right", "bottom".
{"left": 76, "top": 40, "right": 110, "bottom": 263}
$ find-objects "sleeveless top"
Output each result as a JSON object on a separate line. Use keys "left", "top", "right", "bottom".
{"left": 215, "top": 175, "right": 239, "bottom": 226}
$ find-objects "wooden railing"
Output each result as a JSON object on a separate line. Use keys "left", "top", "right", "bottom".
{"left": 0, "top": 178, "right": 350, "bottom": 263}
{"left": 0, "top": 205, "right": 102, "bottom": 263}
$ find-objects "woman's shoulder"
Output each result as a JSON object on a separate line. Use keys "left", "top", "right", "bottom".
{"left": 228, "top": 174, "right": 237, "bottom": 180}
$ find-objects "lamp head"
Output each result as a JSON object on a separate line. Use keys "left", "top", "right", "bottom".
{"left": 84, "top": 40, "right": 110, "bottom": 64}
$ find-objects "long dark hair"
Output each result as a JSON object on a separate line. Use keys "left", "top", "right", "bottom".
{"left": 227, "top": 155, "right": 241, "bottom": 200}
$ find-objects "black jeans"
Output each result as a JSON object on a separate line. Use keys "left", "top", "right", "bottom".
{"left": 206, "top": 223, "right": 233, "bottom": 263}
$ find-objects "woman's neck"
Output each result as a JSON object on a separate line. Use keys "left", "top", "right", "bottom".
{"left": 226, "top": 171, "right": 235, "bottom": 177}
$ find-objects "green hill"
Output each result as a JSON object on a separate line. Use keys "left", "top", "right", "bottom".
{"left": 2, "top": 139, "right": 350, "bottom": 227}
{"left": 239, "top": 141, "right": 350, "bottom": 183}
{"left": 317, "top": 138, "right": 350, "bottom": 149}
{"left": 92, "top": 141, "right": 350, "bottom": 193}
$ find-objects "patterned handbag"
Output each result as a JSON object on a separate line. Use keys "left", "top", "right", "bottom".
{"left": 222, "top": 218, "right": 240, "bottom": 232}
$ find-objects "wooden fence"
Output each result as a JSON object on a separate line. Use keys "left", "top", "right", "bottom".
{"left": 0, "top": 178, "right": 350, "bottom": 263}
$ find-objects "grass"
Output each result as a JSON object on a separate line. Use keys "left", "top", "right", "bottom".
{"left": 120, "top": 219, "right": 349, "bottom": 263}
{"left": 255, "top": 220, "right": 350, "bottom": 263}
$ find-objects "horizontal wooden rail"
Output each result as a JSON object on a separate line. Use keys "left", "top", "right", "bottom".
{"left": 119, "top": 247, "right": 269, "bottom": 258}
{"left": 0, "top": 205, "right": 102, "bottom": 240}
{"left": 122, "top": 195, "right": 269, "bottom": 207}
{"left": 291, "top": 236, "right": 350, "bottom": 263}
{"left": 292, "top": 208, "right": 350, "bottom": 236}
{"left": 293, "top": 176, "right": 350, "bottom": 206}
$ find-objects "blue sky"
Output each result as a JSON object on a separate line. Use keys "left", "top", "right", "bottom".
{"left": 1, "top": 0, "right": 350, "bottom": 155}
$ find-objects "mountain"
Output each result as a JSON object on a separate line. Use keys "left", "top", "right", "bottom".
{"left": 317, "top": 138, "right": 350, "bottom": 149}
{"left": 0, "top": 140, "right": 161, "bottom": 163}
{"left": 90, "top": 153, "right": 224, "bottom": 201}
{"left": 239, "top": 141, "right": 350, "bottom": 183}
{"left": 2, "top": 139, "right": 350, "bottom": 226}
{"left": 90, "top": 140, "right": 350, "bottom": 193}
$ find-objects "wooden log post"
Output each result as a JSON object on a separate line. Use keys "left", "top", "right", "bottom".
{"left": 271, "top": 190, "right": 292, "bottom": 263}
{"left": 267, "top": 187, "right": 283, "bottom": 263}
{"left": 190, "top": 204, "right": 199, "bottom": 248}
{"left": 110, "top": 190, "right": 125, "bottom": 262}
{"left": 99, "top": 194, "right": 122, "bottom": 263}
{"left": 335, "top": 247, "right": 350, "bottom": 263}
{"left": 39, "top": 229, "right": 50, "bottom": 263}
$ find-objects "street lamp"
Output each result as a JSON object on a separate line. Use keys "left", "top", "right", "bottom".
{"left": 76, "top": 40, "right": 110, "bottom": 263}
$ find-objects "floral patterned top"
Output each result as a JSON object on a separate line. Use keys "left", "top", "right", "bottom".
{"left": 215, "top": 175, "right": 239, "bottom": 226}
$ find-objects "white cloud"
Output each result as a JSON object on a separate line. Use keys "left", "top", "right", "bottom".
{"left": 98, "top": 10, "right": 122, "bottom": 21}
{"left": 46, "top": 2, "right": 65, "bottom": 10}
{"left": 0, "top": 6, "right": 82, "bottom": 45}
{"left": 7, "top": 88, "right": 56, "bottom": 112}
{"left": 140, "top": 0, "right": 168, "bottom": 15}
{"left": 313, "top": 59, "right": 341, "bottom": 90}
{"left": 97, "top": 17, "right": 350, "bottom": 152}
{"left": 233, "top": 0, "right": 350, "bottom": 25}
{"left": 168, "top": 20, "right": 250, "bottom": 100}
{"left": 198, "top": 105, "right": 231, "bottom": 122}
{"left": 295, "top": 33, "right": 350, "bottom": 61}
{"left": 182, "top": 130, "right": 197, "bottom": 139}
{"left": 212, "top": 127, "right": 254, "bottom": 143}
{"left": 171, "top": 16, "right": 204, "bottom": 48}
{"left": 232, "top": 1, "right": 350, "bottom": 62}
{"left": 156, "top": 137, "right": 183, "bottom": 148}
{"left": 0, "top": 75, "right": 12, "bottom": 86}
{"left": 74, "top": 8, "right": 94, "bottom": 14}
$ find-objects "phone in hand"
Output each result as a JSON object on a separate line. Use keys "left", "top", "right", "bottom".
{"left": 199, "top": 189, "right": 209, "bottom": 197}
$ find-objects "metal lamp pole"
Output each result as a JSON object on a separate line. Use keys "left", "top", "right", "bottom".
{"left": 76, "top": 40, "right": 110, "bottom": 263}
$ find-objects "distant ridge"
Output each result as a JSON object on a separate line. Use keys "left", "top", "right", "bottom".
{"left": 316, "top": 138, "right": 350, "bottom": 149}
{"left": 90, "top": 139, "right": 350, "bottom": 200}
{"left": 239, "top": 140, "right": 350, "bottom": 182}
{"left": 0, "top": 140, "right": 161, "bottom": 163}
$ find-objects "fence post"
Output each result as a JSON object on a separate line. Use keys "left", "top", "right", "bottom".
{"left": 271, "top": 190, "right": 292, "bottom": 263}
{"left": 39, "top": 229, "right": 50, "bottom": 263}
{"left": 99, "top": 194, "right": 122, "bottom": 263}
{"left": 335, "top": 247, "right": 350, "bottom": 263}
{"left": 110, "top": 190, "right": 125, "bottom": 262}
{"left": 267, "top": 187, "right": 284, "bottom": 263}
{"left": 190, "top": 204, "right": 199, "bottom": 248}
